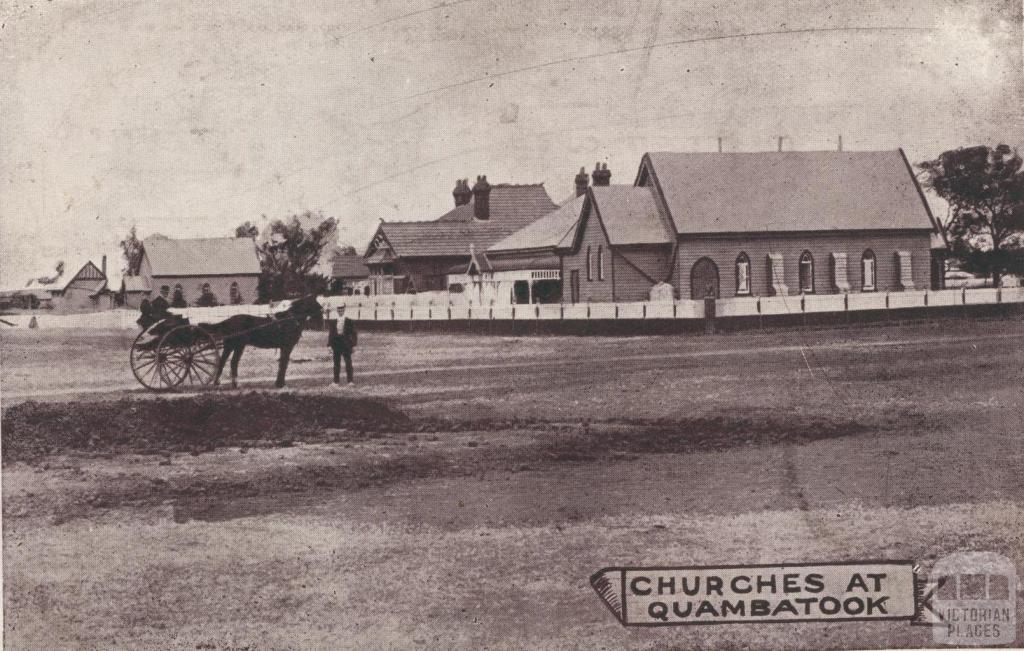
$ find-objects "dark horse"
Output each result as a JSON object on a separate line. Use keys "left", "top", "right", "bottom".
{"left": 209, "top": 295, "right": 323, "bottom": 388}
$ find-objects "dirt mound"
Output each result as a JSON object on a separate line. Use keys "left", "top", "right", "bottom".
{"left": 2, "top": 392, "right": 412, "bottom": 463}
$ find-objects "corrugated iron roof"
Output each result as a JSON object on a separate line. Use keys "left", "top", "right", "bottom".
{"left": 590, "top": 185, "right": 674, "bottom": 245}
{"left": 644, "top": 150, "right": 935, "bottom": 234}
{"left": 143, "top": 236, "right": 261, "bottom": 276}
{"left": 332, "top": 252, "right": 370, "bottom": 278}
{"left": 488, "top": 194, "right": 585, "bottom": 253}
{"left": 373, "top": 185, "right": 557, "bottom": 258}
{"left": 487, "top": 254, "right": 560, "bottom": 272}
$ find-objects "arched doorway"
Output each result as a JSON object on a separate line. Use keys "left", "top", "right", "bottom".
{"left": 690, "top": 257, "right": 720, "bottom": 299}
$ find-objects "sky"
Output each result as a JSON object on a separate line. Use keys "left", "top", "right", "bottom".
{"left": 2, "top": 0, "right": 1022, "bottom": 286}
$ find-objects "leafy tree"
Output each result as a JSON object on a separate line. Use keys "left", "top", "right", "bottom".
{"left": 918, "top": 144, "right": 1024, "bottom": 285}
{"left": 32, "top": 261, "right": 65, "bottom": 286}
{"left": 234, "top": 221, "right": 259, "bottom": 239}
{"left": 196, "top": 291, "right": 219, "bottom": 307}
{"left": 120, "top": 226, "right": 144, "bottom": 276}
{"left": 255, "top": 211, "right": 338, "bottom": 300}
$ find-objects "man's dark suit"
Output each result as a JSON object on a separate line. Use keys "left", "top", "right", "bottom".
{"left": 327, "top": 316, "right": 358, "bottom": 383}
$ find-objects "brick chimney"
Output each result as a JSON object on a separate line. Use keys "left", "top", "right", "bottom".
{"left": 592, "top": 162, "right": 611, "bottom": 186}
{"left": 452, "top": 178, "right": 471, "bottom": 206}
{"left": 101, "top": 255, "right": 107, "bottom": 278}
{"left": 472, "top": 175, "right": 491, "bottom": 220}
{"left": 574, "top": 167, "right": 589, "bottom": 197}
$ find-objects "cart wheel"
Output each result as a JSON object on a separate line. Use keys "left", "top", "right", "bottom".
{"left": 130, "top": 328, "right": 170, "bottom": 391}
{"left": 157, "top": 325, "right": 220, "bottom": 390}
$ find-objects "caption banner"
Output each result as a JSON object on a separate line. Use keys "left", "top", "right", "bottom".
{"left": 591, "top": 561, "right": 919, "bottom": 626}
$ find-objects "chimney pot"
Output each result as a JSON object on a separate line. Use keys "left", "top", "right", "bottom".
{"left": 471, "top": 175, "right": 492, "bottom": 220}
{"left": 574, "top": 166, "right": 589, "bottom": 197}
{"left": 592, "top": 162, "right": 612, "bottom": 186}
{"left": 452, "top": 178, "right": 471, "bottom": 206}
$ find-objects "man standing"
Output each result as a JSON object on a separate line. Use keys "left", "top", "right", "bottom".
{"left": 327, "top": 303, "right": 358, "bottom": 387}
{"left": 150, "top": 288, "right": 170, "bottom": 322}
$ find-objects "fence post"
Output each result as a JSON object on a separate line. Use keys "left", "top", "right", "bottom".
{"left": 704, "top": 297, "right": 716, "bottom": 335}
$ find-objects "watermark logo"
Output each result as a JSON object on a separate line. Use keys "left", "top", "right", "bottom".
{"left": 921, "top": 551, "right": 1017, "bottom": 646}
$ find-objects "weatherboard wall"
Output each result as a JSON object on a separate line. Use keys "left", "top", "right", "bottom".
{"left": 152, "top": 276, "right": 260, "bottom": 306}
{"left": 561, "top": 204, "right": 615, "bottom": 303}
{"left": 673, "top": 231, "right": 933, "bottom": 299}
{"left": 611, "top": 245, "right": 673, "bottom": 302}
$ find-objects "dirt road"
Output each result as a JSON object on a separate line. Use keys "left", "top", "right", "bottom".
{"left": 3, "top": 319, "right": 1023, "bottom": 649}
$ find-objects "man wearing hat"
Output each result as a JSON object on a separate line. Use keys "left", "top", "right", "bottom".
{"left": 326, "top": 303, "right": 358, "bottom": 388}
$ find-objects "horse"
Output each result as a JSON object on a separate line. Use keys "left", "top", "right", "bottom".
{"left": 208, "top": 295, "right": 323, "bottom": 389}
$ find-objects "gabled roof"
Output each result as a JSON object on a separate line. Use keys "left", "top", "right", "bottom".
{"left": 366, "top": 249, "right": 395, "bottom": 264}
{"left": 331, "top": 252, "right": 370, "bottom": 279}
{"left": 143, "top": 236, "right": 261, "bottom": 276}
{"left": 488, "top": 194, "right": 585, "bottom": 253}
{"left": 641, "top": 149, "right": 936, "bottom": 234}
{"left": 447, "top": 246, "right": 495, "bottom": 275}
{"left": 66, "top": 279, "right": 108, "bottom": 295}
{"left": 369, "top": 184, "right": 557, "bottom": 258}
{"left": 59, "top": 261, "right": 107, "bottom": 292}
{"left": 590, "top": 185, "right": 674, "bottom": 245}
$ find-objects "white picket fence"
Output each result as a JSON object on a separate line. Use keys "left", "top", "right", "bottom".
{"left": 4, "top": 288, "right": 1022, "bottom": 329}
{"left": 329, "top": 288, "right": 1024, "bottom": 322}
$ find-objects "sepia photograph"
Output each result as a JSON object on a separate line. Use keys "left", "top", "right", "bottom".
{"left": 1, "top": 1, "right": 1022, "bottom": 648}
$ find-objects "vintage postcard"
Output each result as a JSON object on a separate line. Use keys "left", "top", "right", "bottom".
{"left": 2, "top": 1, "right": 1022, "bottom": 648}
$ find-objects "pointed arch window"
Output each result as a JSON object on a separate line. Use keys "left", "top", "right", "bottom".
{"left": 586, "top": 246, "right": 593, "bottom": 281}
{"left": 597, "top": 245, "right": 605, "bottom": 281}
{"left": 735, "top": 252, "right": 751, "bottom": 295}
{"left": 861, "top": 249, "right": 877, "bottom": 291}
{"left": 799, "top": 251, "right": 815, "bottom": 294}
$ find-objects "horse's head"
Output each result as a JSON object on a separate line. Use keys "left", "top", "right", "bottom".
{"left": 281, "top": 295, "right": 323, "bottom": 326}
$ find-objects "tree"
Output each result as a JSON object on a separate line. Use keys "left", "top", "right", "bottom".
{"left": 255, "top": 211, "right": 338, "bottom": 300}
{"left": 918, "top": 145, "right": 1024, "bottom": 286}
{"left": 234, "top": 221, "right": 259, "bottom": 239}
{"left": 32, "top": 261, "right": 65, "bottom": 286}
{"left": 120, "top": 226, "right": 144, "bottom": 276}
